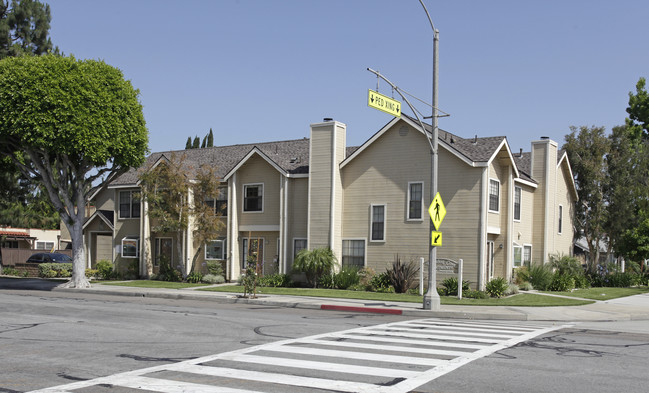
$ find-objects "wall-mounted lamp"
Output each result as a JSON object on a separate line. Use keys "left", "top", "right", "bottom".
{"left": 499, "top": 244, "right": 503, "bottom": 249}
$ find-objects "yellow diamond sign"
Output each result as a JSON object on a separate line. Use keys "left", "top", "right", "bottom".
{"left": 428, "top": 192, "right": 446, "bottom": 231}
{"left": 368, "top": 90, "right": 401, "bottom": 117}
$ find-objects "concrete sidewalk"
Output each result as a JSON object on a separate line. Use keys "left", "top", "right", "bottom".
{"left": 54, "top": 283, "right": 649, "bottom": 322}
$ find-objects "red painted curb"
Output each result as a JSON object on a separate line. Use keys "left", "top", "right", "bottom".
{"left": 321, "top": 304, "right": 403, "bottom": 315}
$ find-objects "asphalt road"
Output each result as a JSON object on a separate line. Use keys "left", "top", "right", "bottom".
{"left": 1, "top": 282, "right": 648, "bottom": 393}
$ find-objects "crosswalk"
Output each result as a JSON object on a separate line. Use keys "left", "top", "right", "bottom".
{"left": 28, "top": 318, "right": 569, "bottom": 393}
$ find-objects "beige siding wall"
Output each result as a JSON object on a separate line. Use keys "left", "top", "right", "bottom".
{"left": 487, "top": 154, "right": 512, "bottom": 279}
{"left": 308, "top": 124, "right": 334, "bottom": 250}
{"left": 513, "top": 183, "right": 536, "bottom": 262}
{"left": 236, "top": 155, "right": 281, "bottom": 227}
{"left": 341, "top": 121, "right": 482, "bottom": 285}
{"left": 94, "top": 188, "right": 115, "bottom": 211}
{"left": 552, "top": 162, "right": 575, "bottom": 256}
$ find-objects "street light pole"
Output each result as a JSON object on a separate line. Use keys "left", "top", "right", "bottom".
{"left": 420, "top": 0, "right": 441, "bottom": 311}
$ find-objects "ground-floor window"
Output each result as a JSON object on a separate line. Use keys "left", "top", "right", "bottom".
{"left": 513, "top": 244, "right": 523, "bottom": 267}
{"left": 242, "top": 238, "right": 264, "bottom": 269}
{"left": 205, "top": 239, "right": 226, "bottom": 260}
{"left": 121, "top": 237, "right": 139, "bottom": 258}
{"left": 342, "top": 239, "right": 365, "bottom": 268}
{"left": 293, "top": 238, "right": 307, "bottom": 259}
{"left": 523, "top": 245, "right": 532, "bottom": 266}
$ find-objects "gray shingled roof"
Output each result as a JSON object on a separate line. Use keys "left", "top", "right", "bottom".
{"left": 111, "top": 117, "right": 537, "bottom": 187}
{"left": 111, "top": 138, "right": 313, "bottom": 186}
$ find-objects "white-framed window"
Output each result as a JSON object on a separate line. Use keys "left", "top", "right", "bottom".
{"left": 36, "top": 241, "right": 55, "bottom": 250}
{"left": 407, "top": 181, "right": 424, "bottom": 220}
{"left": 121, "top": 237, "right": 139, "bottom": 258}
{"left": 293, "top": 238, "right": 307, "bottom": 260}
{"left": 243, "top": 183, "right": 263, "bottom": 212}
{"left": 119, "top": 190, "right": 140, "bottom": 219}
{"left": 342, "top": 239, "right": 365, "bottom": 268}
{"left": 242, "top": 237, "right": 264, "bottom": 269}
{"left": 513, "top": 244, "right": 523, "bottom": 267}
{"left": 370, "top": 204, "right": 386, "bottom": 242}
{"left": 205, "top": 239, "right": 226, "bottom": 260}
{"left": 514, "top": 186, "right": 521, "bottom": 221}
{"left": 523, "top": 244, "right": 532, "bottom": 266}
{"left": 154, "top": 238, "right": 173, "bottom": 267}
{"left": 558, "top": 205, "right": 563, "bottom": 234}
{"left": 489, "top": 179, "right": 500, "bottom": 213}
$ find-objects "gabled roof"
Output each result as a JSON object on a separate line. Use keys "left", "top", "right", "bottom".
{"left": 83, "top": 209, "right": 114, "bottom": 231}
{"left": 110, "top": 138, "right": 312, "bottom": 187}
{"left": 342, "top": 115, "right": 519, "bottom": 177}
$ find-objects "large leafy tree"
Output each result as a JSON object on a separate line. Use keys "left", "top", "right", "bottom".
{"left": 0, "top": 0, "right": 59, "bottom": 228}
{"left": 563, "top": 126, "right": 610, "bottom": 271}
{"left": 138, "top": 153, "right": 224, "bottom": 278}
{"left": 0, "top": 55, "right": 148, "bottom": 288}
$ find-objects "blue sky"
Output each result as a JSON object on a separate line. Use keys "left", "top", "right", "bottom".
{"left": 49, "top": 0, "right": 648, "bottom": 155}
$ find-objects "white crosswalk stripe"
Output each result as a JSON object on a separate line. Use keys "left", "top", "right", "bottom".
{"left": 28, "top": 318, "right": 571, "bottom": 393}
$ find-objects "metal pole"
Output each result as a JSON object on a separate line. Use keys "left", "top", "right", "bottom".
{"left": 421, "top": 0, "right": 441, "bottom": 311}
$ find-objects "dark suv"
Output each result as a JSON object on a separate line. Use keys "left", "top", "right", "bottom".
{"left": 26, "top": 253, "right": 73, "bottom": 263}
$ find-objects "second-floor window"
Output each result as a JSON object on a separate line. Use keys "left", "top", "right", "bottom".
{"left": 370, "top": 204, "right": 386, "bottom": 241}
{"left": 514, "top": 186, "right": 521, "bottom": 221}
{"left": 558, "top": 205, "right": 563, "bottom": 234}
{"left": 408, "top": 182, "right": 423, "bottom": 220}
{"left": 205, "top": 186, "right": 228, "bottom": 216}
{"left": 243, "top": 184, "right": 263, "bottom": 212}
{"left": 119, "top": 190, "right": 140, "bottom": 219}
{"left": 489, "top": 179, "right": 500, "bottom": 213}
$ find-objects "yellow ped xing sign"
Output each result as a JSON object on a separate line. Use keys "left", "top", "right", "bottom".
{"left": 368, "top": 90, "right": 401, "bottom": 117}
{"left": 428, "top": 192, "right": 446, "bottom": 230}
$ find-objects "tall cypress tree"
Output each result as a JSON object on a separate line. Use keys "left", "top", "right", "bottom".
{"left": 192, "top": 136, "right": 200, "bottom": 149}
{"left": 207, "top": 128, "right": 214, "bottom": 147}
{"left": 185, "top": 137, "right": 192, "bottom": 149}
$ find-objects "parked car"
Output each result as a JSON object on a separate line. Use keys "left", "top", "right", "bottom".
{"left": 26, "top": 253, "right": 73, "bottom": 263}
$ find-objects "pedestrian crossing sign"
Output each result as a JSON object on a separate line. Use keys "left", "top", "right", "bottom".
{"left": 428, "top": 192, "right": 446, "bottom": 230}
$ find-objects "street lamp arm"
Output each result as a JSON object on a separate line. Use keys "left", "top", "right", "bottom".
{"left": 366, "top": 67, "right": 435, "bottom": 153}
{"left": 419, "top": 0, "right": 437, "bottom": 34}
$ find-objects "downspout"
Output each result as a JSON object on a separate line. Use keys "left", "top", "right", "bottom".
{"left": 278, "top": 175, "right": 285, "bottom": 274}
{"left": 283, "top": 176, "right": 289, "bottom": 274}
{"left": 506, "top": 165, "right": 513, "bottom": 281}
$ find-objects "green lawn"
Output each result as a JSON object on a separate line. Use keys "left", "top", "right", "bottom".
{"left": 98, "top": 280, "right": 606, "bottom": 306}
{"left": 541, "top": 286, "right": 649, "bottom": 301}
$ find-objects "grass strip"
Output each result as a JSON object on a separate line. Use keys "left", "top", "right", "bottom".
{"left": 199, "top": 285, "right": 593, "bottom": 306}
{"left": 541, "top": 286, "right": 649, "bottom": 301}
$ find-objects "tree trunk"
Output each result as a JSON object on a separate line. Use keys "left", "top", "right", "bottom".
{"left": 59, "top": 211, "right": 91, "bottom": 288}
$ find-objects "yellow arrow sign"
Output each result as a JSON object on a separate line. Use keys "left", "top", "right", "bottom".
{"left": 368, "top": 90, "right": 401, "bottom": 117}
{"left": 428, "top": 192, "right": 446, "bottom": 230}
{"left": 431, "top": 231, "right": 442, "bottom": 247}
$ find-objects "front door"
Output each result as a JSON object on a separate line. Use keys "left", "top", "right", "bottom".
{"left": 242, "top": 238, "right": 264, "bottom": 272}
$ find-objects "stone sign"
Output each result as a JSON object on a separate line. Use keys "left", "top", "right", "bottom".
{"left": 436, "top": 258, "right": 459, "bottom": 274}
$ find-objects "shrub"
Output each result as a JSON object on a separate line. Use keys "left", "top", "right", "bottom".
{"left": 464, "top": 289, "right": 489, "bottom": 299}
{"left": 485, "top": 277, "right": 509, "bottom": 298}
{"left": 607, "top": 272, "right": 634, "bottom": 287}
{"left": 387, "top": 255, "right": 419, "bottom": 294}
{"left": 258, "top": 273, "right": 292, "bottom": 288}
{"left": 549, "top": 273, "right": 575, "bottom": 291}
{"left": 186, "top": 271, "right": 204, "bottom": 283}
{"left": 202, "top": 274, "right": 225, "bottom": 284}
{"left": 318, "top": 273, "right": 334, "bottom": 289}
{"left": 38, "top": 263, "right": 72, "bottom": 278}
{"left": 333, "top": 267, "right": 361, "bottom": 290}
{"left": 206, "top": 260, "right": 224, "bottom": 276}
{"left": 293, "top": 248, "right": 338, "bottom": 288}
{"left": 440, "top": 277, "right": 470, "bottom": 296}
{"left": 528, "top": 263, "right": 553, "bottom": 291}
{"left": 96, "top": 260, "right": 114, "bottom": 280}
{"left": 85, "top": 269, "right": 99, "bottom": 278}
{"left": 519, "top": 281, "right": 534, "bottom": 291}
{"left": 370, "top": 271, "right": 392, "bottom": 292}
{"left": 2, "top": 267, "right": 20, "bottom": 276}
{"left": 573, "top": 274, "right": 590, "bottom": 289}
{"left": 550, "top": 254, "right": 584, "bottom": 276}
{"left": 358, "top": 267, "right": 376, "bottom": 290}
{"left": 505, "top": 283, "right": 519, "bottom": 296}
{"left": 514, "top": 266, "right": 530, "bottom": 285}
